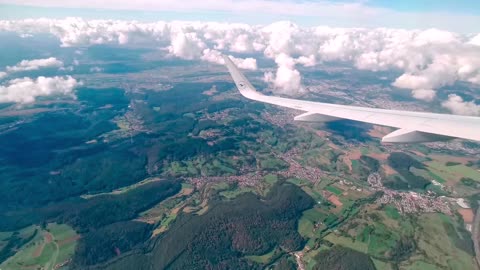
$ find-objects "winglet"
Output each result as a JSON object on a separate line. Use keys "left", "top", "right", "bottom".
{"left": 222, "top": 55, "right": 263, "bottom": 100}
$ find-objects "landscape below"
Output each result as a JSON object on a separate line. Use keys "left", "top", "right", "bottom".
{"left": 0, "top": 43, "right": 480, "bottom": 270}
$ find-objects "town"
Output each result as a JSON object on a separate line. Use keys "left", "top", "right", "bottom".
{"left": 368, "top": 172, "right": 452, "bottom": 214}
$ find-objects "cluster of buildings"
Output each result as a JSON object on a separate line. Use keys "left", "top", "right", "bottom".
{"left": 378, "top": 189, "right": 452, "bottom": 215}
{"left": 261, "top": 110, "right": 296, "bottom": 128}
{"left": 370, "top": 97, "right": 425, "bottom": 112}
{"left": 123, "top": 107, "right": 145, "bottom": 132}
{"left": 198, "top": 129, "right": 222, "bottom": 140}
{"left": 307, "top": 79, "right": 425, "bottom": 113}
{"left": 205, "top": 109, "right": 231, "bottom": 121}
{"left": 100, "top": 103, "right": 147, "bottom": 142}
{"left": 368, "top": 172, "right": 452, "bottom": 215}
{"left": 278, "top": 164, "right": 324, "bottom": 184}
{"left": 426, "top": 140, "right": 480, "bottom": 155}
{"left": 367, "top": 172, "right": 383, "bottom": 188}
{"left": 276, "top": 149, "right": 325, "bottom": 184}
{"left": 188, "top": 145, "right": 327, "bottom": 188}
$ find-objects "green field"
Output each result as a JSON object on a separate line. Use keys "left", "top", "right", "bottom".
{"left": 298, "top": 208, "right": 326, "bottom": 240}
{"left": 351, "top": 159, "right": 360, "bottom": 172}
{"left": 427, "top": 161, "right": 480, "bottom": 183}
{"left": 220, "top": 187, "right": 253, "bottom": 199}
{"left": 367, "top": 223, "right": 399, "bottom": 258}
{"left": 301, "top": 186, "right": 325, "bottom": 203}
{"left": 160, "top": 212, "right": 178, "bottom": 228}
{"left": 287, "top": 178, "right": 311, "bottom": 186}
{"left": 165, "top": 157, "right": 239, "bottom": 177}
{"left": 427, "top": 171, "right": 446, "bottom": 183}
{"left": 360, "top": 147, "right": 370, "bottom": 155}
{"left": 1, "top": 223, "right": 78, "bottom": 270}
{"left": 81, "top": 177, "right": 163, "bottom": 199}
{"left": 413, "top": 213, "right": 475, "bottom": 270}
{"left": 264, "top": 174, "right": 278, "bottom": 185}
{"left": 326, "top": 185, "right": 343, "bottom": 195}
{"left": 245, "top": 248, "right": 276, "bottom": 264}
{"left": 259, "top": 156, "right": 288, "bottom": 171}
{"left": 324, "top": 234, "right": 368, "bottom": 253}
{"left": 384, "top": 205, "right": 401, "bottom": 220}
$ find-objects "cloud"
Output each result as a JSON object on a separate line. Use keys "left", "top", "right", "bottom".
{"left": 168, "top": 31, "right": 206, "bottom": 60}
{"left": 0, "top": 76, "right": 79, "bottom": 103}
{"left": 389, "top": 49, "right": 480, "bottom": 100}
{"left": 89, "top": 66, "right": 103, "bottom": 73}
{"left": 441, "top": 94, "right": 480, "bottom": 116}
{"left": 411, "top": 89, "right": 436, "bottom": 101}
{"left": 59, "top": 66, "right": 74, "bottom": 72}
{"left": 295, "top": 55, "right": 316, "bottom": 67}
{"left": 264, "top": 53, "right": 303, "bottom": 94}
{"left": 2, "top": 0, "right": 480, "bottom": 32}
{"left": 6, "top": 57, "right": 63, "bottom": 72}
{"left": 470, "top": 34, "right": 480, "bottom": 46}
{"left": 1, "top": 18, "right": 480, "bottom": 100}
{"left": 19, "top": 33, "right": 33, "bottom": 38}
{"left": 0, "top": 72, "right": 6, "bottom": 79}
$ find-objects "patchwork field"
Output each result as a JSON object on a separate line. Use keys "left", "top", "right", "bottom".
{"left": 0, "top": 223, "right": 78, "bottom": 270}
{"left": 426, "top": 160, "right": 480, "bottom": 184}
{"left": 404, "top": 213, "right": 476, "bottom": 270}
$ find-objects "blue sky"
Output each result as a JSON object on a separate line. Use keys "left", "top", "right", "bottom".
{"left": 365, "top": 0, "right": 480, "bottom": 14}
{"left": 0, "top": 0, "right": 479, "bottom": 32}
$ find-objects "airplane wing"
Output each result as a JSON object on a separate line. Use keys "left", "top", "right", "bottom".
{"left": 222, "top": 55, "right": 480, "bottom": 143}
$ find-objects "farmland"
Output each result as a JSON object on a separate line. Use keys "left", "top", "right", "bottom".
{"left": 0, "top": 223, "right": 78, "bottom": 270}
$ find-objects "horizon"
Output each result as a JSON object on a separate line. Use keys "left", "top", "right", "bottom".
{"left": 1, "top": 0, "right": 480, "bottom": 33}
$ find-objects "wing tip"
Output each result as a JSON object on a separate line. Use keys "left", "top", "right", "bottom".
{"left": 222, "top": 54, "right": 230, "bottom": 62}
{"left": 222, "top": 54, "right": 262, "bottom": 99}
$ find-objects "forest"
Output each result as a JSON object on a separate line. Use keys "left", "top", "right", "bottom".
{"left": 384, "top": 152, "right": 431, "bottom": 190}
{"left": 0, "top": 180, "right": 181, "bottom": 265}
{"left": 313, "top": 246, "right": 376, "bottom": 270}
{"left": 96, "top": 183, "right": 314, "bottom": 270}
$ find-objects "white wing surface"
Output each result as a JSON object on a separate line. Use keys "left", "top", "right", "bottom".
{"left": 222, "top": 55, "right": 480, "bottom": 143}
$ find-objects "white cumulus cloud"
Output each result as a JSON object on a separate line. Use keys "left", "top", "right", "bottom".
{"left": 59, "top": 66, "right": 74, "bottom": 72}
{"left": 0, "top": 76, "right": 79, "bottom": 103}
{"left": 411, "top": 89, "right": 436, "bottom": 101}
{"left": 468, "top": 34, "right": 480, "bottom": 46}
{"left": 0, "top": 72, "right": 7, "bottom": 79}
{"left": 441, "top": 94, "right": 480, "bottom": 116}
{"left": 6, "top": 57, "right": 63, "bottom": 72}
{"left": 264, "top": 53, "right": 303, "bottom": 94}
{"left": 168, "top": 31, "right": 206, "bottom": 60}
{"left": 1, "top": 18, "right": 480, "bottom": 100}
{"left": 3, "top": 0, "right": 480, "bottom": 32}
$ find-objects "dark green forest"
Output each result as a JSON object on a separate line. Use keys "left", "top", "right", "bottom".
{"left": 91, "top": 183, "right": 314, "bottom": 270}
{"left": 384, "top": 152, "right": 431, "bottom": 190}
{"left": 313, "top": 246, "right": 376, "bottom": 270}
{"left": 0, "top": 180, "right": 181, "bottom": 265}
